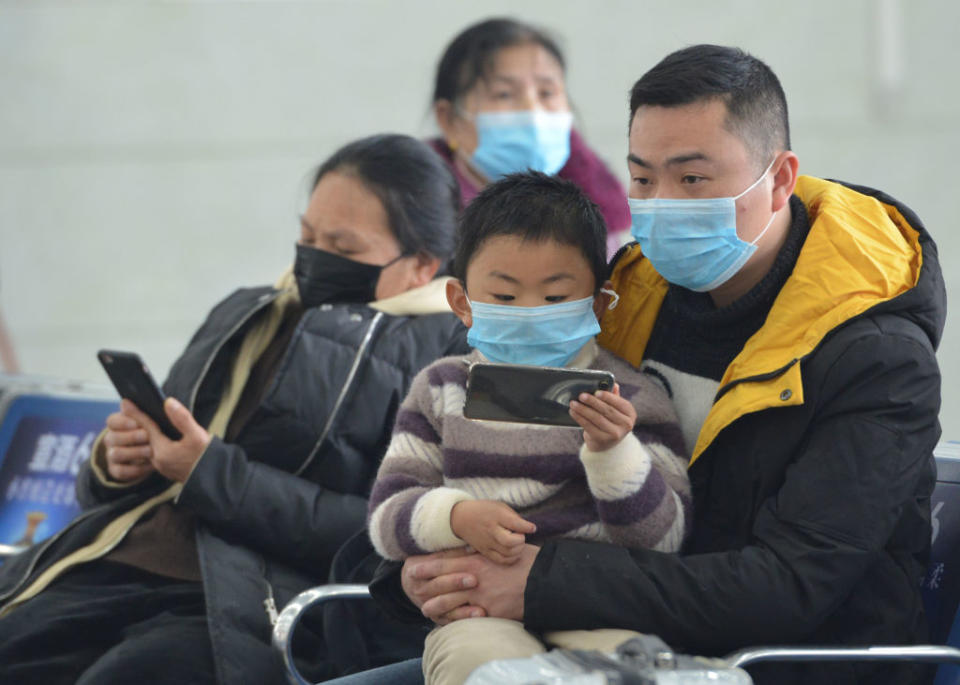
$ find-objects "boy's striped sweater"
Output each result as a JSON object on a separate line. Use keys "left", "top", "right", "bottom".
{"left": 368, "top": 343, "right": 691, "bottom": 560}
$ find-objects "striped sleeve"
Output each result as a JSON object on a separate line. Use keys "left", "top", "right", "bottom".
{"left": 578, "top": 371, "right": 692, "bottom": 553}
{"left": 367, "top": 360, "right": 474, "bottom": 560}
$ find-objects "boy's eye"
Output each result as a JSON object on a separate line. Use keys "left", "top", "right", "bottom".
{"left": 681, "top": 174, "right": 704, "bottom": 184}
{"left": 493, "top": 294, "right": 516, "bottom": 302}
{"left": 545, "top": 295, "right": 568, "bottom": 303}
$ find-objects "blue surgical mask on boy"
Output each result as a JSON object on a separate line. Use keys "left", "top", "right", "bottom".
{"left": 627, "top": 157, "right": 778, "bottom": 292}
{"left": 466, "top": 294, "right": 601, "bottom": 367}
{"left": 469, "top": 110, "right": 573, "bottom": 181}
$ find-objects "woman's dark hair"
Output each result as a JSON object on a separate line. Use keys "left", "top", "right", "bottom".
{"left": 452, "top": 171, "right": 607, "bottom": 291}
{"left": 312, "top": 134, "right": 460, "bottom": 261}
{"left": 433, "top": 18, "right": 565, "bottom": 103}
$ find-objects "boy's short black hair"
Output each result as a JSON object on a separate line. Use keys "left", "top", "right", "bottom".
{"left": 452, "top": 172, "right": 608, "bottom": 290}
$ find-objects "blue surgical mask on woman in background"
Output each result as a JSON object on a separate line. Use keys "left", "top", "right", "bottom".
{"left": 469, "top": 110, "right": 573, "bottom": 180}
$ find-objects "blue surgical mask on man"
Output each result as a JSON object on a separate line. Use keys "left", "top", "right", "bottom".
{"left": 466, "top": 294, "right": 601, "bottom": 367}
{"left": 628, "top": 157, "right": 778, "bottom": 291}
{"left": 469, "top": 110, "right": 573, "bottom": 181}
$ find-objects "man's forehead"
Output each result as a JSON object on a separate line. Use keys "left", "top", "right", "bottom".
{"left": 628, "top": 102, "right": 748, "bottom": 163}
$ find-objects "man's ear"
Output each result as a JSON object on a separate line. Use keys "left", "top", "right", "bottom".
{"left": 446, "top": 279, "right": 472, "bottom": 327}
{"left": 770, "top": 151, "right": 799, "bottom": 214}
{"left": 593, "top": 280, "right": 614, "bottom": 320}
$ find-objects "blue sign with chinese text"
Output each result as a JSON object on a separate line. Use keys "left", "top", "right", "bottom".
{"left": 0, "top": 394, "right": 117, "bottom": 548}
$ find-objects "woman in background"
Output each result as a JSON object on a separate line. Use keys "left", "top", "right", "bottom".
{"left": 429, "top": 17, "right": 630, "bottom": 256}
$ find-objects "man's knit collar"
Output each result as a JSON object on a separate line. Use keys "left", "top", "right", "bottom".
{"left": 665, "top": 194, "right": 810, "bottom": 336}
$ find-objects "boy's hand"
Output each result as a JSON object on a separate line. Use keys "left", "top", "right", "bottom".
{"left": 569, "top": 383, "right": 637, "bottom": 452}
{"left": 450, "top": 500, "right": 536, "bottom": 565}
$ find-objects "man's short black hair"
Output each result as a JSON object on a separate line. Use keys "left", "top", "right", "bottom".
{"left": 452, "top": 172, "right": 608, "bottom": 291}
{"left": 629, "top": 44, "right": 790, "bottom": 167}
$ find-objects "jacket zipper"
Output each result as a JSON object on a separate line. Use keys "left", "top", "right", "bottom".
{"left": 259, "top": 553, "right": 280, "bottom": 626}
{"left": 263, "top": 585, "right": 279, "bottom": 626}
{"left": 187, "top": 292, "right": 279, "bottom": 413}
{"left": 294, "top": 311, "right": 384, "bottom": 476}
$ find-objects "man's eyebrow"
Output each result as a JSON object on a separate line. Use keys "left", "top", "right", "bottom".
{"left": 667, "top": 152, "right": 711, "bottom": 165}
{"left": 627, "top": 152, "right": 713, "bottom": 168}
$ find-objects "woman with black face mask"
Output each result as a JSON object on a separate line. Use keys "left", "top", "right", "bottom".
{"left": 0, "top": 134, "right": 469, "bottom": 685}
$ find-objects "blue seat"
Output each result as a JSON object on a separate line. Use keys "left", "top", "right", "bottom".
{"left": 0, "top": 375, "right": 117, "bottom": 557}
{"left": 924, "top": 442, "right": 960, "bottom": 683}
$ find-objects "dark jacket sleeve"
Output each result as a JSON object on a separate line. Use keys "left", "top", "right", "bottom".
{"left": 524, "top": 328, "right": 940, "bottom": 653}
{"left": 369, "top": 558, "right": 430, "bottom": 624}
{"left": 176, "top": 437, "right": 368, "bottom": 573}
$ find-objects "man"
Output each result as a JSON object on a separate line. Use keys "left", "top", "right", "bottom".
{"left": 371, "top": 45, "right": 945, "bottom": 684}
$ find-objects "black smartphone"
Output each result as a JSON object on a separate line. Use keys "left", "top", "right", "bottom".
{"left": 96, "top": 349, "right": 181, "bottom": 440}
{"left": 463, "top": 362, "right": 615, "bottom": 427}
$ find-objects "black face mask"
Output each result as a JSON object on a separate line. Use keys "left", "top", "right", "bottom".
{"left": 293, "top": 243, "right": 404, "bottom": 308}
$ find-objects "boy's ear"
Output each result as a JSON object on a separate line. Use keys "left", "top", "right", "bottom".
{"left": 593, "top": 279, "right": 614, "bottom": 320}
{"left": 446, "top": 279, "right": 472, "bottom": 327}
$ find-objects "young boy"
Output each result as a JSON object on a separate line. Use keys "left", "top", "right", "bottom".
{"left": 367, "top": 172, "right": 691, "bottom": 685}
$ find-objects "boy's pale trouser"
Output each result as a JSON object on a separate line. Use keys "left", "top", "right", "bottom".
{"left": 423, "top": 616, "right": 643, "bottom": 685}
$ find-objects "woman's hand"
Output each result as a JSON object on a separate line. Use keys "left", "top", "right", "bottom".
{"left": 103, "top": 411, "right": 155, "bottom": 482}
{"left": 569, "top": 383, "right": 637, "bottom": 452}
{"left": 119, "top": 397, "right": 211, "bottom": 483}
{"left": 450, "top": 499, "right": 536, "bottom": 565}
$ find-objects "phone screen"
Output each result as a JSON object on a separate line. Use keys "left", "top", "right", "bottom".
{"left": 464, "top": 363, "right": 614, "bottom": 427}
{"left": 97, "top": 350, "right": 181, "bottom": 440}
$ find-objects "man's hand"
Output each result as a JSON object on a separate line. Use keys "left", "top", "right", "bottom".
{"left": 569, "top": 383, "right": 637, "bottom": 452}
{"left": 402, "top": 544, "right": 539, "bottom": 625}
{"left": 450, "top": 500, "right": 537, "bottom": 564}
{"left": 120, "top": 398, "right": 211, "bottom": 483}
{"left": 103, "top": 411, "right": 155, "bottom": 482}
{"left": 401, "top": 547, "right": 485, "bottom": 625}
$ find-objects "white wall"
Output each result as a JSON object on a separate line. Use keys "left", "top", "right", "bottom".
{"left": 1, "top": 0, "right": 957, "bottom": 423}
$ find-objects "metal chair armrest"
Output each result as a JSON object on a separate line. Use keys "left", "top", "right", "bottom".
{"left": 725, "top": 644, "right": 960, "bottom": 669}
{"left": 0, "top": 543, "right": 25, "bottom": 559}
{"left": 272, "top": 584, "right": 371, "bottom": 685}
